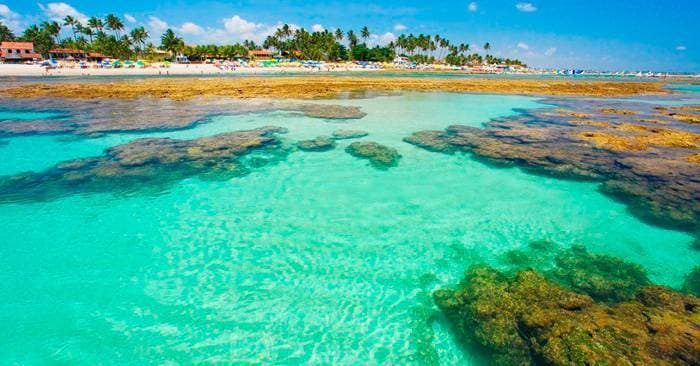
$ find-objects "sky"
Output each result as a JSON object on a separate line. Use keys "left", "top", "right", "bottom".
{"left": 1, "top": 1, "right": 698, "bottom": 72}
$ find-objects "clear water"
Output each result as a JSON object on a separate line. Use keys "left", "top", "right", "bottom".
{"left": 0, "top": 93, "right": 696, "bottom": 364}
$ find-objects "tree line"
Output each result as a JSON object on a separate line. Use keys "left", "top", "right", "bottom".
{"left": 0, "top": 17, "right": 525, "bottom": 66}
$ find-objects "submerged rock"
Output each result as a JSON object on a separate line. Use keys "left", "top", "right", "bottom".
{"left": 0, "top": 126, "right": 287, "bottom": 203}
{"left": 434, "top": 265, "right": 700, "bottom": 366}
{"left": 345, "top": 141, "right": 401, "bottom": 169}
{"left": 331, "top": 129, "right": 369, "bottom": 140}
{"left": 0, "top": 97, "right": 365, "bottom": 137}
{"left": 297, "top": 136, "right": 335, "bottom": 151}
{"left": 403, "top": 131, "right": 454, "bottom": 153}
{"left": 295, "top": 104, "right": 367, "bottom": 120}
{"left": 683, "top": 266, "right": 700, "bottom": 297}
{"left": 548, "top": 245, "right": 650, "bottom": 302}
{"left": 408, "top": 98, "right": 700, "bottom": 232}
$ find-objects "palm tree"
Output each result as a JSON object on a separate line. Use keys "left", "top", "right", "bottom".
{"left": 483, "top": 42, "right": 491, "bottom": 52}
{"left": 334, "top": 28, "right": 343, "bottom": 42}
{"left": 88, "top": 17, "right": 104, "bottom": 34}
{"left": 347, "top": 30, "right": 358, "bottom": 48}
{"left": 130, "top": 27, "right": 149, "bottom": 57}
{"left": 41, "top": 21, "right": 61, "bottom": 44}
{"left": 63, "top": 16, "right": 78, "bottom": 41}
{"left": 105, "top": 14, "right": 124, "bottom": 38}
{"left": 360, "top": 26, "right": 370, "bottom": 43}
{"left": 0, "top": 21, "right": 15, "bottom": 42}
{"left": 160, "top": 28, "right": 184, "bottom": 56}
{"left": 79, "top": 24, "right": 94, "bottom": 43}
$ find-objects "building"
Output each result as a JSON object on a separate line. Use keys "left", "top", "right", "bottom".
{"left": 48, "top": 48, "right": 110, "bottom": 62}
{"left": 0, "top": 42, "right": 42, "bottom": 63}
{"left": 248, "top": 49, "right": 274, "bottom": 60}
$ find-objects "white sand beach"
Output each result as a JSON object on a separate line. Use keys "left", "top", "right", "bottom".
{"left": 0, "top": 63, "right": 387, "bottom": 77}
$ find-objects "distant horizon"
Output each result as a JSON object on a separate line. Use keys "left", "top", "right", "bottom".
{"left": 1, "top": 1, "right": 698, "bottom": 72}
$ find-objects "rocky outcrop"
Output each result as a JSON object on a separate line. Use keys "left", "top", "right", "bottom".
{"left": 0, "top": 126, "right": 287, "bottom": 203}
{"left": 0, "top": 97, "right": 365, "bottom": 137}
{"left": 345, "top": 141, "right": 401, "bottom": 169}
{"left": 434, "top": 265, "right": 700, "bottom": 365}
{"left": 407, "top": 98, "right": 700, "bottom": 232}
{"left": 297, "top": 136, "right": 335, "bottom": 151}
{"left": 331, "top": 129, "right": 369, "bottom": 140}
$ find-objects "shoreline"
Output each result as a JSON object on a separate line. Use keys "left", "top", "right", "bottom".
{"left": 0, "top": 75, "right": 670, "bottom": 100}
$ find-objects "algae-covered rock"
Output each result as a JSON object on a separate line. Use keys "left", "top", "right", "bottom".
{"left": 297, "top": 136, "right": 335, "bottom": 151}
{"left": 434, "top": 265, "right": 700, "bottom": 366}
{"left": 331, "top": 129, "right": 369, "bottom": 140}
{"left": 403, "top": 131, "right": 454, "bottom": 153}
{"left": 0, "top": 126, "right": 287, "bottom": 203}
{"left": 682, "top": 266, "right": 700, "bottom": 296}
{"left": 548, "top": 245, "right": 650, "bottom": 302}
{"left": 345, "top": 141, "right": 401, "bottom": 169}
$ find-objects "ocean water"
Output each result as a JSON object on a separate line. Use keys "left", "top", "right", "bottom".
{"left": 0, "top": 92, "right": 696, "bottom": 365}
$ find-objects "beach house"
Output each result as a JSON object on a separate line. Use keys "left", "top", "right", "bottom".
{"left": 48, "top": 48, "right": 110, "bottom": 62}
{"left": 0, "top": 42, "right": 43, "bottom": 63}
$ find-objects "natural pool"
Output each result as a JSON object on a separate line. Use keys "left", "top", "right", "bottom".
{"left": 0, "top": 92, "right": 697, "bottom": 364}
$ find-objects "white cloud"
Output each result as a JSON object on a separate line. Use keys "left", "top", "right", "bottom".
{"left": 38, "top": 2, "right": 88, "bottom": 23}
{"left": 515, "top": 2, "right": 537, "bottom": 12}
{"left": 544, "top": 47, "right": 557, "bottom": 56}
{"left": 393, "top": 23, "right": 407, "bottom": 32}
{"left": 676, "top": 45, "right": 686, "bottom": 51}
{"left": 219, "top": 15, "right": 292, "bottom": 43}
{"left": 223, "top": 15, "right": 260, "bottom": 34}
{"left": 517, "top": 42, "right": 529, "bottom": 50}
{"left": 0, "top": 4, "right": 19, "bottom": 19}
{"left": 179, "top": 22, "right": 204, "bottom": 35}
{"left": 124, "top": 14, "right": 136, "bottom": 23}
{"left": 468, "top": 2, "right": 478, "bottom": 12}
{"left": 370, "top": 32, "right": 396, "bottom": 46}
{"left": 148, "top": 16, "right": 168, "bottom": 33}
{"left": 311, "top": 23, "right": 324, "bottom": 32}
{"left": 0, "top": 4, "right": 21, "bottom": 31}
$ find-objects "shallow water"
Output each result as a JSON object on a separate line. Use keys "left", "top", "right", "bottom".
{"left": 0, "top": 92, "right": 697, "bottom": 364}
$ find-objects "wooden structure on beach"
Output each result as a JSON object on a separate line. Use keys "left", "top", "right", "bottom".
{"left": 48, "top": 48, "right": 110, "bottom": 62}
{"left": 0, "top": 42, "right": 42, "bottom": 63}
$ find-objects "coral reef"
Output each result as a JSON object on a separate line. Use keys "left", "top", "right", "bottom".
{"left": 0, "top": 126, "right": 286, "bottom": 203}
{"left": 683, "top": 266, "right": 700, "bottom": 297}
{"left": 434, "top": 265, "right": 700, "bottom": 366}
{"left": 294, "top": 104, "right": 366, "bottom": 119}
{"left": 403, "top": 131, "right": 455, "bottom": 153}
{"left": 345, "top": 141, "right": 402, "bottom": 169}
{"left": 331, "top": 129, "right": 369, "bottom": 140}
{"left": 297, "top": 136, "right": 336, "bottom": 151}
{"left": 0, "top": 97, "right": 364, "bottom": 137}
{"left": 0, "top": 77, "right": 668, "bottom": 101}
{"left": 548, "top": 245, "right": 650, "bottom": 302}
{"left": 407, "top": 98, "right": 700, "bottom": 231}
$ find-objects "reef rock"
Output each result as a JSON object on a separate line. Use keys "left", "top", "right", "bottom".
{"left": 434, "top": 265, "right": 700, "bottom": 366}
{"left": 0, "top": 126, "right": 287, "bottom": 203}
{"left": 683, "top": 266, "right": 700, "bottom": 297}
{"left": 403, "top": 131, "right": 454, "bottom": 153}
{"left": 297, "top": 136, "right": 335, "bottom": 151}
{"left": 331, "top": 129, "right": 369, "bottom": 140}
{"left": 409, "top": 98, "right": 700, "bottom": 232}
{"left": 345, "top": 141, "right": 401, "bottom": 169}
{"left": 548, "top": 245, "right": 650, "bottom": 302}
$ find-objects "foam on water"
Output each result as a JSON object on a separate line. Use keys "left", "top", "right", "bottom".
{"left": 0, "top": 92, "right": 696, "bottom": 364}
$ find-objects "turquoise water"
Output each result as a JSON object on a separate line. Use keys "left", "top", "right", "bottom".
{"left": 0, "top": 93, "right": 696, "bottom": 364}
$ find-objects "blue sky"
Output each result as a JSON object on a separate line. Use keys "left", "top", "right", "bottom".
{"left": 1, "top": 1, "right": 698, "bottom": 72}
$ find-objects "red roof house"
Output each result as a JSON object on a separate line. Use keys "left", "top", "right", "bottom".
{"left": 0, "top": 42, "right": 42, "bottom": 62}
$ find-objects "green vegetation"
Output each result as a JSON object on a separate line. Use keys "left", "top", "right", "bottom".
{"left": 10, "top": 16, "right": 525, "bottom": 66}
{"left": 0, "top": 21, "right": 15, "bottom": 42}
